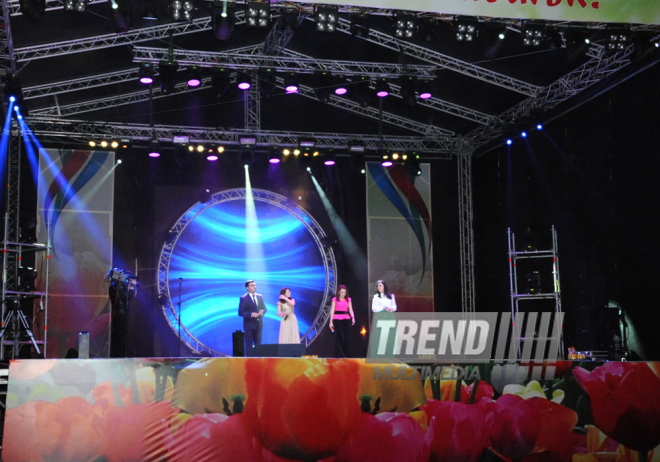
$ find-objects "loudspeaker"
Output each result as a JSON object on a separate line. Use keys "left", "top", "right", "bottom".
{"left": 246, "top": 343, "right": 307, "bottom": 357}
{"left": 232, "top": 330, "right": 245, "bottom": 357}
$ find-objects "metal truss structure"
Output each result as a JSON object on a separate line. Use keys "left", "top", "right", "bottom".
{"left": 24, "top": 116, "right": 457, "bottom": 154}
{"left": 457, "top": 142, "right": 475, "bottom": 314}
{"left": 157, "top": 188, "right": 337, "bottom": 355}
{"left": 468, "top": 44, "right": 635, "bottom": 149}
{"left": 0, "top": 0, "right": 16, "bottom": 72}
{"left": 132, "top": 46, "right": 439, "bottom": 79}
{"left": 245, "top": 74, "right": 260, "bottom": 131}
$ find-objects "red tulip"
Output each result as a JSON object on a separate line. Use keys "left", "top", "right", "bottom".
{"left": 574, "top": 362, "right": 660, "bottom": 452}
{"left": 334, "top": 412, "right": 431, "bottom": 462}
{"left": 486, "top": 394, "right": 541, "bottom": 459}
{"left": 440, "top": 380, "right": 495, "bottom": 403}
{"left": 243, "top": 358, "right": 361, "bottom": 461}
{"left": 423, "top": 399, "right": 490, "bottom": 462}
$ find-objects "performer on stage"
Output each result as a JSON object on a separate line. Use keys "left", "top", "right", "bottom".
{"left": 277, "top": 288, "right": 300, "bottom": 344}
{"left": 238, "top": 280, "right": 267, "bottom": 354}
{"left": 329, "top": 284, "right": 354, "bottom": 358}
{"left": 372, "top": 280, "right": 397, "bottom": 313}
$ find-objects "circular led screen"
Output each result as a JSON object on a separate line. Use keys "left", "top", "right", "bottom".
{"left": 158, "top": 189, "right": 335, "bottom": 356}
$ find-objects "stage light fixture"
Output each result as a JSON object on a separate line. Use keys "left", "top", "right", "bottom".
{"left": 211, "top": 69, "right": 230, "bottom": 99}
{"left": 283, "top": 148, "right": 290, "bottom": 156}
{"left": 404, "top": 157, "right": 422, "bottom": 176}
{"left": 352, "top": 151, "right": 365, "bottom": 174}
{"left": 394, "top": 14, "right": 416, "bottom": 39}
{"left": 313, "top": 71, "right": 332, "bottom": 103}
{"left": 246, "top": 1, "right": 270, "bottom": 28}
{"left": 217, "top": 146, "right": 224, "bottom": 153}
{"left": 503, "top": 127, "right": 515, "bottom": 146}
{"left": 455, "top": 17, "right": 478, "bottom": 42}
{"left": 101, "top": 140, "right": 108, "bottom": 148}
{"left": 546, "top": 29, "right": 562, "bottom": 49}
{"left": 375, "top": 79, "right": 390, "bottom": 98}
{"left": 65, "top": 0, "right": 86, "bottom": 12}
{"left": 280, "top": 11, "right": 299, "bottom": 31}
{"left": 315, "top": 5, "right": 338, "bottom": 32}
{"left": 349, "top": 143, "right": 365, "bottom": 152}
{"left": 196, "top": 144, "right": 205, "bottom": 152}
{"left": 171, "top": 0, "right": 193, "bottom": 20}
{"left": 237, "top": 72, "right": 251, "bottom": 90}
{"left": 293, "top": 148, "right": 300, "bottom": 155}
{"left": 399, "top": 76, "right": 417, "bottom": 107}
{"left": 324, "top": 151, "right": 336, "bottom": 166}
{"left": 419, "top": 18, "right": 438, "bottom": 42}
{"left": 525, "top": 271, "right": 541, "bottom": 294}
{"left": 117, "top": 159, "right": 123, "bottom": 164}
{"left": 89, "top": 141, "right": 96, "bottom": 147}
{"left": 258, "top": 68, "right": 276, "bottom": 99}
{"left": 187, "top": 66, "right": 202, "bottom": 87}
{"left": 158, "top": 61, "right": 178, "bottom": 94}
{"left": 521, "top": 131, "right": 528, "bottom": 138}
{"left": 207, "top": 154, "right": 218, "bottom": 161}
{"left": 148, "top": 140, "right": 161, "bottom": 158}
{"left": 284, "top": 73, "right": 299, "bottom": 93}
{"left": 334, "top": 77, "right": 348, "bottom": 96}
{"left": 353, "top": 76, "right": 371, "bottom": 107}
{"left": 522, "top": 23, "right": 546, "bottom": 47}
{"left": 111, "top": 141, "right": 119, "bottom": 148}
{"left": 382, "top": 159, "right": 393, "bottom": 167}
{"left": 269, "top": 149, "right": 281, "bottom": 164}
{"left": 142, "top": 0, "right": 159, "bottom": 19}
{"left": 240, "top": 150, "right": 254, "bottom": 166}
{"left": 497, "top": 25, "right": 507, "bottom": 40}
{"left": 350, "top": 17, "right": 370, "bottom": 37}
{"left": 2, "top": 74, "right": 28, "bottom": 115}
{"left": 418, "top": 79, "right": 432, "bottom": 99}
{"left": 138, "top": 63, "right": 154, "bottom": 84}
{"left": 18, "top": 0, "right": 45, "bottom": 22}
{"left": 607, "top": 26, "right": 630, "bottom": 51}
{"left": 109, "top": 0, "right": 131, "bottom": 33}
{"left": 212, "top": 2, "right": 235, "bottom": 40}
{"left": 298, "top": 140, "right": 315, "bottom": 148}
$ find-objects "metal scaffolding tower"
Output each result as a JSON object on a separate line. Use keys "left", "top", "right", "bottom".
{"left": 508, "top": 226, "right": 564, "bottom": 360}
{"left": 458, "top": 143, "right": 475, "bottom": 314}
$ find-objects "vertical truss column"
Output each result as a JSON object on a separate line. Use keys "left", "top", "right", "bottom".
{"left": 458, "top": 143, "right": 475, "bottom": 314}
{"left": 5, "top": 127, "right": 21, "bottom": 289}
{"left": 244, "top": 74, "right": 260, "bottom": 132}
{"left": 0, "top": 0, "right": 17, "bottom": 72}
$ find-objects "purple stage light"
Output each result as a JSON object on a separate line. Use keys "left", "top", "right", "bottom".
{"left": 376, "top": 90, "right": 389, "bottom": 98}
{"left": 381, "top": 160, "right": 393, "bottom": 167}
{"left": 188, "top": 78, "right": 201, "bottom": 87}
{"left": 207, "top": 154, "right": 219, "bottom": 161}
{"left": 269, "top": 158, "right": 281, "bottom": 164}
{"left": 140, "top": 76, "right": 154, "bottom": 84}
{"left": 419, "top": 92, "right": 432, "bottom": 99}
{"left": 285, "top": 85, "right": 299, "bottom": 93}
{"left": 334, "top": 87, "right": 347, "bottom": 95}
{"left": 324, "top": 159, "right": 336, "bottom": 166}
{"left": 238, "top": 82, "right": 251, "bottom": 90}
{"left": 149, "top": 152, "right": 161, "bottom": 158}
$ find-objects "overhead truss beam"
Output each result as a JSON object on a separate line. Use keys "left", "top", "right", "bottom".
{"left": 132, "top": 46, "right": 438, "bottom": 79}
{"left": 23, "top": 116, "right": 458, "bottom": 154}
{"left": 0, "top": 0, "right": 16, "bottom": 72}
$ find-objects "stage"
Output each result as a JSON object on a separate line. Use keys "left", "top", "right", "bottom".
{"left": 2, "top": 357, "right": 659, "bottom": 462}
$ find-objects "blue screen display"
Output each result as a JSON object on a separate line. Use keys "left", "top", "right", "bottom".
{"left": 167, "top": 199, "right": 327, "bottom": 355}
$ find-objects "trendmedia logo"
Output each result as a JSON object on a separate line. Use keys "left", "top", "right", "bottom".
{"left": 367, "top": 312, "right": 564, "bottom": 385}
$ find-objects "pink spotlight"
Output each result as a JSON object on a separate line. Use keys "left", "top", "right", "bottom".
{"left": 285, "top": 85, "right": 299, "bottom": 93}
{"left": 381, "top": 160, "right": 393, "bottom": 167}
{"left": 324, "top": 160, "right": 336, "bottom": 166}
{"left": 419, "top": 92, "right": 432, "bottom": 99}
{"left": 238, "top": 82, "right": 251, "bottom": 90}
{"left": 377, "top": 90, "right": 389, "bottom": 98}
{"left": 149, "top": 152, "right": 160, "bottom": 158}
{"left": 207, "top": 154, "right": 219, "bottom": 161}
{"left": 269, "top": 158, "right": 281, "bottom": 164}
{"left": 188, "top": 78, "right": 201, "bottom": 87}
{"left": 140, "top": 76, "right": 154, "bottom": 84}
{"left": 334, "top": 87, "right": 347, "bottom": 95}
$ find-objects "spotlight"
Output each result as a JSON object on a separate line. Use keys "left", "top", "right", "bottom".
{"left": 350, "top": 17, "right": 370, "bottom": 37}
{"left": 117, "top": 159, "right": 123, "bottom": 164}
{"left": 293, "top": 149, "right": 300, "bottom": 156}
{"left": 334, "top": 77, "right": 348, "bottom": 96}
{"left": 269, "top": 149, "right": 281, "bottom": 164}
{"left": 536, "top": 123, "right": 543, "bottom": 130}
{"left": 381, "top": 159, "right": 393, "bottom": 167}
{"left": 148, "top": 140, "right": 160, "bottom": 158}
{"left": 497, "top": 25, "right": 507, "bottom": 40}
{"left": 65, "top": 0, "right": 86, "bottom": 12}
{"left": 138, "top": 63, "right": 154, "bottom": 84}
{"left": 506, "top": 139, "right": 513, "bottom": 146}
{"left": 418, "top": 79, "right": 432, "bottom": 99}
{"left": 523, "top": 227, "right": 537, "bottom": 251}
{"left": 196, "top": 144, "right": 205, "bottom": 152}
{"left": 109, "top": 0, "right": 131, "bottom": 33}
{"left": 258, "top": 68, "right": 276, "bottom": 99}
{"left": 240, "top": 150, "right": 254, "bottom": 166}
{"left": 399, "top": 76, "right": 417, "bottom": 106}
{"left": 607, "top": 26, "right": 630, "bottom": 51}
{"left": 89, "top": 141, "right": 96, "bottom": 147}
{"left": 283, "top": 148, "right": 290, "bottom": 155}
{"left": 394, "top": 14, "right": 416, "bottom": 39}
{"left": 212, "top": 1, "right": 235, "bottom": 40}
{"left": 315, "top": 5, "right": 338, "bottom": 32}
{"left": 158, "top": 61, "right": 178, "bottom": 94}
{"left": 284, "top": 73, "right": 298, "bottom": 93}
{"left": 212, "top": 69, "right": 230, "bottom": 99}
{"left": 503, "top": 127, "right": 515, "bottom": 146}
{"left": 187, "top": 66, "right": 202, "bottom": 87}
{"left": 455, "top": 17, "right": 478, "bottom": 42}
{"left": 419, "top": 18, "right": 438, "bottom": 42}
{"left": 324, "top": 151, "right": 336, "bottom": 166}
{"left": 19, "top": 266, "right": 38, "bottom": 291}
{"left": 171, "top": 0, "right": 193, "bottom": 20}
{"left": 111, "top": 141, "right": 119, "bottom": 148}
{"left": 246, "top": 1, "right": 269, "bottom": 28}
{"left": 375, "top": 79, "right": 390, "bottom": 98}
{"left": 352, "top": 152, "right": 365, "bottom": 174}
{"left": 237, "top": 72, "right": 251, "bottom": 90}
{"left": 521, "top": 131, "right": 528, "bottom": 138}
{"left": 240, "top": 135, "right": 257, "bottom": 145}
{"left": 142, "top": 0, "right": 158, "bottom": 19}
{"left": 280, "top": 11, "right": 299, "bottom": 31}
{"left": 2, "top": 74, "right": 27, "bottom": 115}
{"left": 313, "top": 71, "right": 332, "bottom": 103}
{"left": 207, "top": 154, "right": 218, "bottom": 161}
{"left": 522, "top": 22, "right": 547, "bottom": 47}
{"left": 218, "top": 146, "right": 225, "bottom": 153}
{"left": 101, "top": 140, "right": 108, "bottom": 148}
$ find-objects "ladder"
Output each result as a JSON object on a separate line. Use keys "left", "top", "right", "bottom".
{"left": 508, "top": 226, "right": 564, "bottom": 360}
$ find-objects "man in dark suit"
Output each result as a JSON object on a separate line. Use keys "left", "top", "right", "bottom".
{"left": 238, "top": 279, "right": 267, "bottom": 354}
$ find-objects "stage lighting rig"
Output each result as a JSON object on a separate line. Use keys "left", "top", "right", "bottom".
{"left": 404, "top": 156, "right": 422, "bottom": 176}
{"left": 187, "top": 66, "right": 202, "bottom": 87}
{"left": 284, "top": 73, "right": 299, "bottom": 93}
{"left": 171, "top": 0, "right": 194, "bottom": 21}
{"left": 334, "top": 77, "right": 348, "bottom": 96}
{"left": 455, "top": 17, "right": 478, "bottom": 42}
{"left": 148, "top": 139, "right": 161, "bottom": 158}
{"left": 138, "top": 63, "right": 154, "bottom": 84}
{"left": 418, "top": 79, "right": 432, "bottom": 99}
{"left": 212, "top": 1, "right": 236, "bottom": 40}
{"left": 237, "top": 72, "right": 251, "bottom": 90}
{"left": 158, "top": 61, "right": 178, "bottom": 94}
{"left": 522, "top": 22, "right": 547, "bottom": 47}
{"left": 607, "top": 26, "right": 630, "bottom": 51}
{"left": 350, "top": 16, "right": 370, "bottom": 37}
{"left": 269, "top": 148, "right": 281, "bottom": 164}
{"left": 142, "top": 0, "right": 159, "bottom": 19}
{"left": 64, "top": 0, "right": 87, "bottom": 12}
{"left": 2, "top": 74, "right": 27, "bottom": 115}
{"left": 394, "top": 14, "right": 416, "bottom": 39}
{"left": 246, "top": 1, "right": 270, "bottom": 28}
{"left": 315, "top": 5, "right": 338, "bottom": 32}
{"left": 324, "top": 151, "right": 336, "bottom": 166}
{"left": 375, "top": 79, "right": 390, "bottom": 98}
{"left": 109, "top": 0, "right": 131, "bottom": 32}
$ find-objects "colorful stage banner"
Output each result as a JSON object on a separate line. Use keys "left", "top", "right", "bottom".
{"left": 36, "top": 149, "right": 115, "bottom": 358}
{"left": 366, "top": 162, "right": 433, "bottom": 314}
{"left": 3, "top": 357, "right": 660, "bottom": 461}
{"left": 292, "top": 0, "right": 660, "bottom": 25}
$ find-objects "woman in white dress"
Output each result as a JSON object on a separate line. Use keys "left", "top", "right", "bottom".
{"left": 277, "top": 287, "right": 300, "bottom": 344}
{"left": 372, "top": 280, "right": 397, "bottom": 313}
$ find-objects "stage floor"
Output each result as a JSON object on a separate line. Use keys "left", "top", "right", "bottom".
{"left": 2, "top": 358, "right": 659, "bottom": 462}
